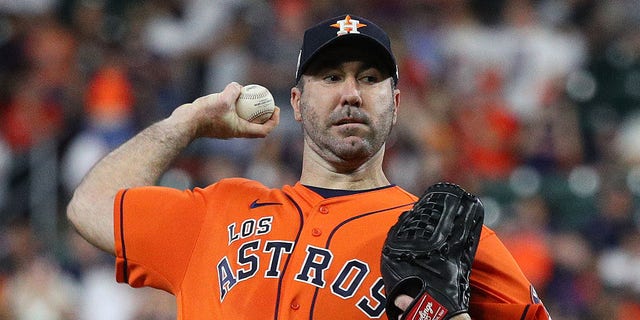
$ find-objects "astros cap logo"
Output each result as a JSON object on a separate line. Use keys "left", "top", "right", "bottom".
{"left": 296, "top": 14, "right": 398, "bottom": 85}
{"left": 331, "top": 15, "right": 366, "bottom": 35}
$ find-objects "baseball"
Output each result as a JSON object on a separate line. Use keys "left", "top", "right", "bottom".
{"left": 235, "top": 84, "right": 276, "bottom": 124}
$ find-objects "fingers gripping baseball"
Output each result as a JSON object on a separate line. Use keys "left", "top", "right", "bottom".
{"left": 175, "top": 82, "right": 280, "bottom": 140}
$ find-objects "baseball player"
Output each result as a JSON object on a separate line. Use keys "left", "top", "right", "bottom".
{"left": 67, "top": 14, "right": 551, "bottom": 319}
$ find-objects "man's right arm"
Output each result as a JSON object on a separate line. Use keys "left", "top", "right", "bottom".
{"left": 66, "top": 82, "right": 280, "bottom": 253}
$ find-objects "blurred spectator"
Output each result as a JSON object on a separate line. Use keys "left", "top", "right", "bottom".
{"left": 597, "top": 230, "right": 640, "bottom": 320}
{"left": 598, "top": 231, "right": 640, "bottom": 294}
{"left": 0, "top": 71, "right": 64, "bottom": 155}
{"left": 1, "top": 220, "right": 77, "bottom": 320}
{"left": 6, "top": 256, "right": 78, "bottom": 320}
{"left": 61, "top": 63, "right": 136, "bottom": 193}
{"left": 451, "top": 69, "right": 521, "bottom": 182}
{"left": 615, "top": 112, "right": 640, "bottom": 166}
{"left": 546, "top": 231, "right": 601, "bottom": 319}
{"left": 498, "top": 195, "right": 554, "bottom": 292}
{"left": 518, "top": 87, "right": 584, "bottom": 174}
{"left": 194, "top": 155, "right": 243, "bottom": 186}
{"left": 142, "top": 0, "right": 238, "bottom": 59}
{"left": 0, "top": 70, "right": 65, "bottom": 220}
{"left": 245, "top": 133, "right": 298, "bottom": 188}
{"left": 0, "top": 0, "right": 56, "bottom": 15}
{"left": 0, "top": 9, "right": 79, "bottom": 222}
{"left": 501, "top": 0, "right": 586, "bottom": 123}
{"left": 65, "top": 229, "right": 149, "bottom": 320}
{"left": 574, "top": 0, "right": 640, "bottom": 163}
{"left": 616, "top": 298, "right": 640, "bottom": 320}
{"left": 129, "top": 288, "right": 176, "bottom": 320}
{"left": 582, "top": 181, "right": 638, "bottom": 252}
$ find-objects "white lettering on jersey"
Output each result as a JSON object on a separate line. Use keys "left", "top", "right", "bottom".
{"left": 237, "top": 240, "right": 260, "bottom": 281}
{"left": 331, "top": 259, "right": 370, "bottom": 299}
{"left": 264, "top": 240, "right": 294, "bottom": 278}
{"left": 294, "top": 246, "right": 333, "bottom": 287}
{"left": 357, "top": 277, "right": 386, "bottom": 318}
{"left": 227, "top": 216, "right": 273, "bottom": 245}
{"left": 216, "top": 240, "right": 387, "bottom": 318}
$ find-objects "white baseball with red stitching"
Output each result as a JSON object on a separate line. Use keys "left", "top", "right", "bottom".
{"left": 235, "top": 84, "right": 275, "bottom": 124}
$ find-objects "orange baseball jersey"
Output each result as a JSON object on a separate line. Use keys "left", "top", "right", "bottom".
{"left": 114, "top": 178, "right": 551, "bottom": 319}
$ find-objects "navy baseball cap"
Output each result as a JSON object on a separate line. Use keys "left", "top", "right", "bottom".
{"left": 295, "top": 14, "right": 399, "bottom": 85}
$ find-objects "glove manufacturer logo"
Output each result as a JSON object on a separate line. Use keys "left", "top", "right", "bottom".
{"left": 404, "top": 293, "right": 447, "bottom": 320}
{"left": 331, "top": 15, "right": 366, "bottom": 36}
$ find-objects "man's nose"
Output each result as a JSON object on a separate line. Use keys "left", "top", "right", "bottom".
{"left": 340, "top": 76, "right": 362, "bottom": 107}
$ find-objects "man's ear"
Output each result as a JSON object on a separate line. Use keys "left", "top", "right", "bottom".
{"left": 392, "top": 87, "right": 400, "bottom": 125}
{"left": 290, "top": 86, "right": 303, "bottom": 122}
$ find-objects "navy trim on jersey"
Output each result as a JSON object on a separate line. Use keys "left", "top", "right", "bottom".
{"left": 520, "top": 304, "right": 531, "bottom": 320}
{"left": 273, "top": 193, "right": 305, "bottom": 320}
{"left": 303, "top": 184, "right": 396, "bottom": 198}
{"left": 119, "top": 189, "right": 129, "bottom": 283}
{"left": 308, "top": 201, "right": 415, "bottom": 319}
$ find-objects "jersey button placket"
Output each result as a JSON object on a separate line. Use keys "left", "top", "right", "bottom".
{"left": 312, "top": 205, "right": 329, "bottom": 237}
{"left": 290, "top": 301, "right": 300, "bottom": 310}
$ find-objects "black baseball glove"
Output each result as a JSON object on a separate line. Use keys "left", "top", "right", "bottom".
{"left": 381, "top": 182, "right": 484, "bottom": 320}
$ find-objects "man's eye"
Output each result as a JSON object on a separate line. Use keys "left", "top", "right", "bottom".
{"left": 324, "top": 75, "right": 341, "bottom": 82}
{"left": 360, "top": 75, "right": 379, "bottom": 83}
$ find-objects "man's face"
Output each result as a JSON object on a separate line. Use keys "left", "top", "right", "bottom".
{"left": 291, "top": 43, "right": 400, "bottom": 172}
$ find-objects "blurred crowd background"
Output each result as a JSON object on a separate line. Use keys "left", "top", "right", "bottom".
{"left": 1, "top": 0, "right": 640, "bottom": 319}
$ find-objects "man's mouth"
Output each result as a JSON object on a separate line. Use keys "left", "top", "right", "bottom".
{"left": 334, "top": 115, "right": 368, "bottom": 126}
{"left": 336, "top": 118, "right": 360, "bottom": 125}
